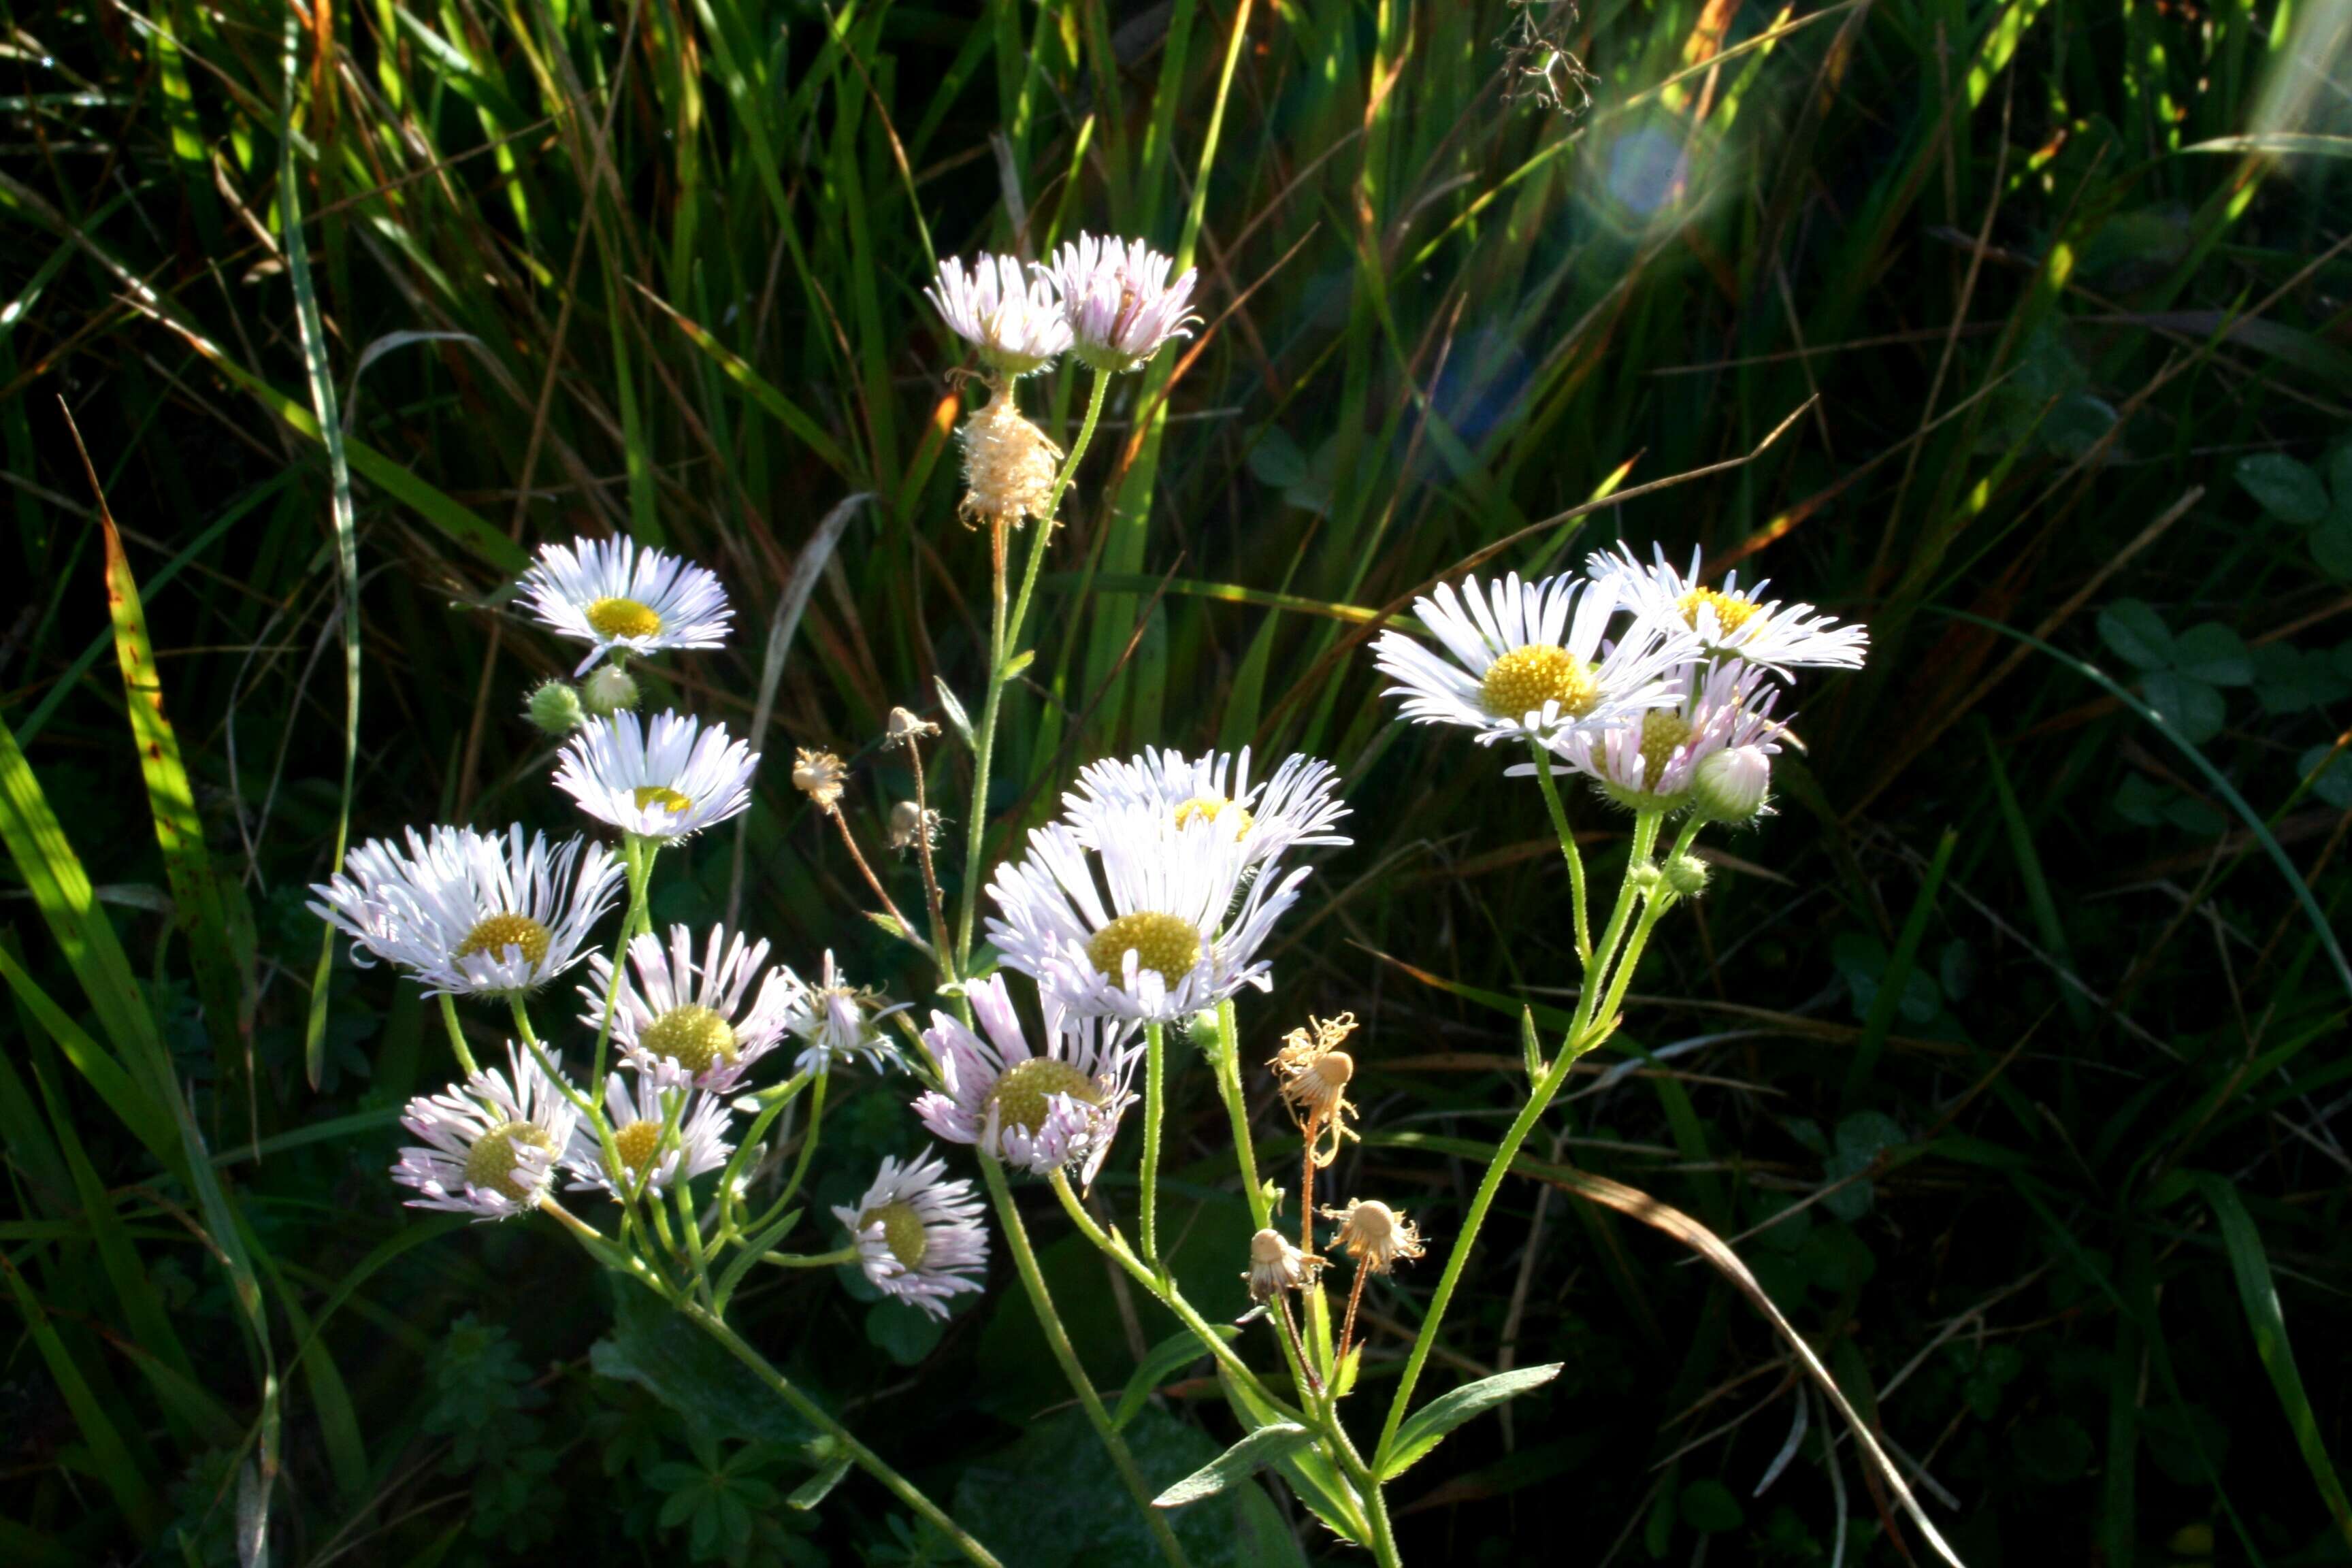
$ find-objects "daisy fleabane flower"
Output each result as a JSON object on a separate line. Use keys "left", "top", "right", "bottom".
{"left": 554, "top": 710, "right": 757, "bottom": 842}
{"left": 1590, "top": 544, "right": 1868, "bottom": 674}
{"left": 518, "top": 536, "right": 733, "bottom": 676}
{"left": 392, "top": 1045, "right": 581, "bottom": 1220}
{"left": 1063, "top": 747, "right": 1351, "bottom": 872}
{"left": 310, "top": 824, "right": 621, "bottom": 998}
{"left": 1517, "top": 657, "right": 1786, "bottom": 812}
{"left": 779, "top": 951, "right": 909, "bottom": 1077}
{"left": 985, "top": 803, "right": 1309, "bottom": 1022}
{"left": 1373, "top": 571, "right": 1691, "bottom": 746}
{"left": 926, "top": 252, "right": 1073, "bottom": 378}
{"left": 582, "top": 924, "right": 796, "bottom": 1094}
{"left": 563, "top": 1071, "right": 732, "bottom": 1198}
{"left": 1041, "top": 233, "right": 1201, "bottom": 372}
{"left": 833, "top": 1152, "right": 989, "bottom": 1320}
{"left": 912, "top": 975, "right": 1140, "bottom": 1185}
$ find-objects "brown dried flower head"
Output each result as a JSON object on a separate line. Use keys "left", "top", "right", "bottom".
{"left": 887, "top": 799, "right": 941, "bottom": 853}
{"left": 1324, "top": 1198, "right": 1424, "bottom": 1275}
{"left": 885, "top": 706, "right": 941, "bottom": 749}
{"left": 791, "top": 748, "right": 848, "bottom": 812}
{"left": 958, "top": 392, "right": 1062, "bottom": 532}
{"left": 1243, "top": 1226, "right": 1314, "bottom": 1302}
{"left": 1272, "top": 1011, "right": 1359, "bottom": 1166}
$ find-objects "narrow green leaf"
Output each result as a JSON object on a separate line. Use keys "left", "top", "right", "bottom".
{"left": 1381, "top": 1364, "right": 1563, "bottom": 1480}
{"left": 1151, "top": 1422, "right": 1313, "bottom": 1509}
{"left": 2191, "top": 1175, "right": 2352, "bottom": 1546}
{"left": 1113, "top": 1324, "right": 1238, "bottom": 1433}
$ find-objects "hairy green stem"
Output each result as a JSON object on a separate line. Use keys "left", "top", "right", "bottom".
{"left": 981, "top": 1156, "right": 1194, "bottom": 1568}
{"left": 1210, "top": 999, "right": 1270, "bottom": 1230}
{"left": 1141, "top": 1018, "right": 1166, "bottom": 1262}
{"left": 1526, "top": 736, "right": 1590, "bottom": 962}
{"left": 954, "top": 370, "right": 1113, "bottom": 967}
{"left": 1373, "top": 811, "right": 1668, "bottom": 1469}
{"left": 682, "top": 1300, "right": 1005, "bottom": 1568}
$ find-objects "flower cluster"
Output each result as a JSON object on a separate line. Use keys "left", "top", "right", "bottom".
{"left": 1373, "top": 544, "right": 1869, "bottom": 819}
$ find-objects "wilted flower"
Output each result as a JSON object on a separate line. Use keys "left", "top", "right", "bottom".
{"left": 956, "top": 393, "right": 1063, "bottom": 532}
{"left": 1040, "top": 234, "right": 1201, "bottom": 372}
{"left": 792, "top": 748, "right": 849, "bottom": 812}
{"left": 1245, "top": 1227, "right": 1313, "bottom": 1301}
{"left": 1326, "top": 1198, "right": 1425, "bottom": 1275}
{"left": 888, "top": 800, "right": 942, "bottom": 853}
{"left": 885, "top": 707, "right": 941, "bottom": 748}
{"left": 1272, "top": 1012, "right": 1360, "bottom": 1166}
{"left": 780, "top": 951, "right": 906, "bottom": 1076}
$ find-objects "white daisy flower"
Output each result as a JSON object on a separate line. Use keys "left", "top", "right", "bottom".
{"left": 1039, "top": 233, "right": 1202, "bottom": 372}
{"left": 553, "top": 710, "right": 758, "bottom": 843}
{"left": 985, "top": 805, "right": 1309, "bottom": 1022}
{"left": 778, "top": 951, "right": 909, "bottom": 1077}
{"left": 391, "top": 1045, "right": 581, "bottom": 1220}
{"left": 582, "top": 924, "right": 796, "bottom": 1094}
{"left": 832, "top": 1151, "right": 989, "bottom": 1320}
{"left": 1516, "top": 657, "right": 1787, "bottom": 811}
{"left": 926, "top": 252, "right": 1073, "bottom": 378}
{"left": 1590, "top": 544, "right": 1869, "bottom": 674}
{"left": 1062, "top": 747, "right": 1352, "bottom": 872}
{"left": 1372, "top": 570, "right": 1693, "bottom": 746}
{"left": 518, "top": 536, "right": 734, "bottom": 676}
{"left": 309, "top": 824, "right": 621, "bottom": 998}
{"left": 911, "top": 974, "right": 1141, "bottom": 1185}
{"left": 564, "top": 1070, "right": 733, "bottom": 1198}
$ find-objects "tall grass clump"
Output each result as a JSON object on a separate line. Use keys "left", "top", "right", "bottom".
{"left": 4, "top": 0, "right": 2351, "bottom": 1563}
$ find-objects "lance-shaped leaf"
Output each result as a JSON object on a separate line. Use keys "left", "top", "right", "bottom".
{"left": 1381, "top": 1363, "right": 1563, "bottom": 1480}
{"left": 1153, "top": 1422, "right": 1316, "bottom": 1509}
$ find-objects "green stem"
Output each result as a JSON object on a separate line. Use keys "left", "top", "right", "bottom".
{"left": 1140, "top": 1019, "right": 1166, "bottom": 1262}
{"left": 773, "top": 1066, "right": 829, "bottom": 1220}
{"left": 593, "top": 836, "right": 657, "bottom": 1094}
{"left": 1373, "top": 811, "right": 1668, "bottom": 1470}
{"left": 1211, "top": 999, "right": 1269, "bottom": 1230}
{"left": 1526, "top": 736, "right": 1590, "bottom": 963}
{"left": 436, "top": 993, "right": 479, "bottom": 1078}
{"left": 760, "top": 1244, "right": 861, "bottom": 1269}
{"left": 683, "top": 1300, "right": 1005, "bottom": 1568}
{"left": 953, "top": 370, "right": 1113, "bottom": 968}
{"left": 1047, "top": 1172, "right": 1301, "bottom": 1420}
{"left": 980, "top": 1157, "right": 1194, "bottom": 1568}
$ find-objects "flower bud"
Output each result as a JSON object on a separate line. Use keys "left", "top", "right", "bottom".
{"left": 580, "top": 664, "right": 641, "bottom": 717}
{"left": 525, "top": 679, "right": 585, "bottom": 736}
{"left": 1693, "top": 745, "right": 1772, "bottom": 823}
{"left": 1662, "top": 853, "right": 1710, "bottom": 899}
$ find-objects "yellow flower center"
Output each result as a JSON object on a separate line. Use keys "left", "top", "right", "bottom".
{"left": 632, "top": 785, "right": 695, "bottom": 815}
{"left": 463, "top": 1120, "right": 555, "bottom": 1201}
{"left": 640, "top": 1004, "right": 738, "bottom": 1074}
{"left": 987, "top": 1058, "right": 1105, "bottom": 1137}
{"left": 1173, "top": 795, "right": 1255, "bottom": 839}
{"left": 1477, "top": 644, "right": 1600, "bottom": 721}
{"left": 1085, "top": 911, "right": 1203, "bottom": 988}
{"left": 1638, "top": 712, "right": 1695, "bottom": 779}
{"left": 586, "top": 596, "right": 664, "bottom": 640}
{"left": 861, "top": 1201, "right": 928, "bottom": 1269}
{"left": 454, "top": 912, "right": 551, "bottom": 968}
{"left": 1678, "top": 587, "right": 1761, "bottom": 636}
{"left": 612, "top": 1119, "right": 664, "bottom": 1177}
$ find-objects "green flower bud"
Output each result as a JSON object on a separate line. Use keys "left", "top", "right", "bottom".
{"left": 581, "top": 664, "right": 641, "bottom": 717}
{"left": 525, "top": 680, "right": 585, "bottom": 736}
{"left": 1661, "top": 853, "right": 1710, "bottom": 899}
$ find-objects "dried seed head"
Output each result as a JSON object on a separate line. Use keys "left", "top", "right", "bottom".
{"left": 887, "top": 800, "right": 941, "bottom": 853}
{"left": 1244, "top": 1226, "right": 1313, "bottom": 1301}
{"left": 885, "top": 706, "right": 941, "bottom": 748}
{"left": 957, "top": 393, "right": 1063, "bottom": 532}
{"left": 1272, "top": 1012, "right": 1360, "bottom": 1165}
{"left": 1324, "top": 1198, "right": 1424, "bottom": 1275}
{"left": 792, "top": 749, "right": 849, "bottom": 812}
